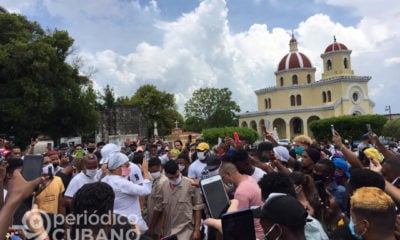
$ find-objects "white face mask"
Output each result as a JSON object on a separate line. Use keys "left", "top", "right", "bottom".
{"left": 85, "top": 169, "right": 98, "bottom": 178}
{"left": 151, "top": 171, "right": 161, "bottom": 180}
{"left": 178, "top": 164, "right": 185, "bottom": 172}
{"left": 169, "top": 175, "right": 182, "bottom": 186}
{"left": 197, "top": 151, "right": 206, "bottom": 161}
{"left": 42, "top": 164, "right": 54, "bottom": 175}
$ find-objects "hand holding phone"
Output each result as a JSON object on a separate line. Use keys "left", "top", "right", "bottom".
{"left": 200, "top": 175, "right": 230, "bottom": 218}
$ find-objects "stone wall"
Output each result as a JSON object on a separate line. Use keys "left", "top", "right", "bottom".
{"left": 99, "top": 105, "right": 147, "bottom": 142}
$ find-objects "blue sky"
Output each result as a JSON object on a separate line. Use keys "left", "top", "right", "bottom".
{"left": 2, "top": 0, "right": 400, "bottom": 117}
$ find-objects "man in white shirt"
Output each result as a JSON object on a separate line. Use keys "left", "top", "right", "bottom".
{"left": 188, "top": 142, "right": 210, "bottom": 181}
{"left": 63, "top": 154, "right": 99, "bottom": 207}
{"left": 101, "top": 151, "right": 152, "bottom": 234}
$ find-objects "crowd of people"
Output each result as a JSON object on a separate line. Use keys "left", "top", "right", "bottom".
{"left": 0, "top": 130, "right": 400, "bottom": 240}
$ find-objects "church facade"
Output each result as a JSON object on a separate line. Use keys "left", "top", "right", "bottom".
{"left": 238, "top": 35, "right": 374, "bottom": 139}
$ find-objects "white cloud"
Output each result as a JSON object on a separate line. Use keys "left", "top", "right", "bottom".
{"left": 385, "top": 57, "right": 400, "bottom": 66}
{"left": 3, "top": 0, "right": 399, "bottom": 115}
{"left": 75, "top": 0, "right": 400, "bottom": 115}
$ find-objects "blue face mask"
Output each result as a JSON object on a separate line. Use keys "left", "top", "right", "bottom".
{"left": 294, "top": 146, "right": 305, "bottom": 156}
{"left": 348, "top": 217, "right": 363, "bottom": 240}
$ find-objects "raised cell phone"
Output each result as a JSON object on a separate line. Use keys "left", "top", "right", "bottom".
{"left": 22, "top": 155, "right": 44, "bottom": 181}
{"left": 331, "top": 124, "right": 335, "bottom": 136}
{"left": 200, "top": 175, "right": 230, "bottom": 218}
{"left": 48, "top": 165, "right": 53, "bottom": 179}
{"left": 13, "top": 155, "right": 44, "bottom": 229}
{"left": 233, "top": 132, "right": 240, "bottom": 143}
{"left": 366, "top": 124, "right": 373, "bottom": 137}
{"left": 222, "top": 209, "right": 256, "bottom": 240}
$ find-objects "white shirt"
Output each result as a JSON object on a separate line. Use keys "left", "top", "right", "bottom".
{"left": 64, "top": 172, "right": 98, "bottom": 198}
{"left": 101, "top": 175, "right": 152, "bottom": 232}
{"left": 251, "top": 167, "right": 266, "bottom": 182}
{"left": 128, "top": 162, "right": 144, "bottom": 185}
{"left": 159, "top": 154, "right": 169, "bottom": 165}
{"left": 188, "top": 159, "right": 207, "bottom": 180}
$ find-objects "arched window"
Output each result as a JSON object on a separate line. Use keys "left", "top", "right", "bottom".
{"left": 327, "top": 91, "right": 332, "bottom": 102}
{"left": 327, "top": 59, "right": 332, "bottom": 70}
{"left": 268, "top": 98, "right": 271, "bottom": 109}
{"left": 292, "top": 75, "right": 298, "bottom": 85}
{"left": 296, "top": 94, "right": 302, "bottom": 106}
{"left": 322, "top": 92, "right": 327, "bottom": 103}
{"left": 290, "top": 95, "right": 295, "bottom": 106}
{"left": 307, "top": 74, "right": 311, "bottom": 83}
{"left": 280, "top": 77, "right": 284, "bottom": 86}
{"left": 264, "top": 99, "right": 268, "bottom": 109}
{"left": 293, "top": 118, "right": 302, "bottom": 134}
{"left": 344, "top": 58, "right": 348, "bottom": 69}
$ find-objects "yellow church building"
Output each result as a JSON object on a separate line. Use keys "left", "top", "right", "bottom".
{"left": 238, "top": 35, "right": 374, "bottom": 139}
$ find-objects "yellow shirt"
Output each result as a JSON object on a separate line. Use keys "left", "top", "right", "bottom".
{"left": 35, "top": 176, "right": 65, "bottom": 214}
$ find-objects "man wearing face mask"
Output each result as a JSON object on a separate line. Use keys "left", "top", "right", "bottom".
{"left": 313, "top": 159, "right": 347, "bottom": 213}
{"left": 147, "top": 160, "right": 204, "bottom": 240}
{"left": 349, "top": 187, "right": 396, "bottom": 240}
{"left": 63, "top": 154, "right": 99, "bottom": 208}
{"left": 102, "top": 151, "right": 152, "bottom": 235}
{"left": 293, "top": 135, "right": 312, "bottom": 159}
{"left": 188, "top": 142, "right": 210, "bottom": 181}
{"left": 145, "top": 157, "right": 167, "bottom": 239}
{"left": 260, "top": 193, "right": 308, "bottom": 240}
{"left": 35, "top": 156, "right": 65, "bottom": 214}
{"left": 86, "top": 140, "right": 96, "bottom": 155}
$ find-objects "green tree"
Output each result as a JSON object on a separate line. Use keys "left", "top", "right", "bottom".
{"left": 309, "top": 114, "right": 387, "bottom": 141}
{"left": 0, "top": 12, "right": 99, "bottom": 146}
{"left": 382, "top": 118, "right": 400, "bottom": 141}
{"left": 184, "top": 88, "right": 240, "bottom": 131}
{"left": 202, "top": 127, "right": 259, "bottom": 146}
{"left": 98, "top": 84, "right": 116, "bottom": 110}
{"left": 130, "top": 84, "right": 183, "bottom": 137}
{"left": 0, "top": 6, "right": 8, "bottom": 14}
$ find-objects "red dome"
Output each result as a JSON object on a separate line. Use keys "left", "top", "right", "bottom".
{"left": 277, "top": 52, "right": 313, "bottom": 72}
{"left": 324, "top": 42, "right": 348, "bottom": 53}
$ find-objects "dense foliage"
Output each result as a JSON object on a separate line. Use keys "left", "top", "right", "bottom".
{"left": 129, "top": 84, "right": 184, "bottom": 137}
{"left": 309, "top": 114, "right": 387, "bottom": 141}
{"left": 0, "top": 12, "right": 99, "bottom": 146}
{"left": 184, "top": 88, "right": 240, "bottom": 132}
{"left": 382, "top": 118, "right": 400, "bottom": 141}
{"left": 202, "top": 127, "right": 259, "bottom": 146}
